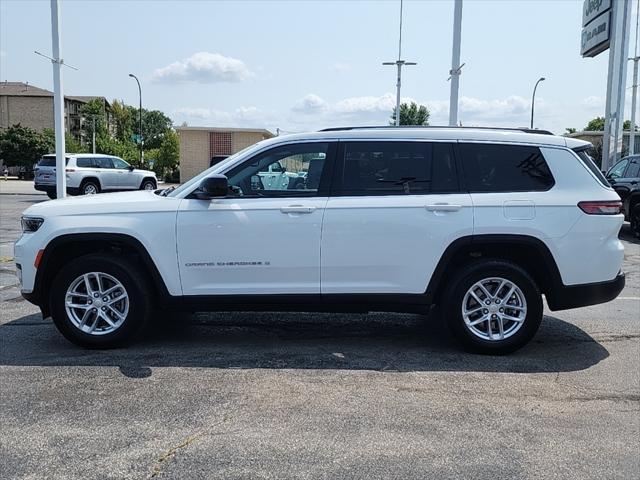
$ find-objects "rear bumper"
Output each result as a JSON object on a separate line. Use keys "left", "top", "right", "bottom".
{"left": 34, "top": 184, "right": 79, "bottom": 195}
{"left": 547, "top": 272, "right": 626, "bottom": 311}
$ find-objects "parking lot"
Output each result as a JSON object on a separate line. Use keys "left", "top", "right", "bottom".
{"left": 0, "top": 184, "right": 638, "bottom": 479}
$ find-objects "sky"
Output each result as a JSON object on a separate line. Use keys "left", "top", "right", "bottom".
{"left": 0, "top": 0, "right": 638, "bottom": 136}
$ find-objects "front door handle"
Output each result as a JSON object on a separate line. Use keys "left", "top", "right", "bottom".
{"left": 426, "top": 203, "right": 462, "bottom": 212}
{"left": 280, "top": 205, "right": 316, "bottom": 214}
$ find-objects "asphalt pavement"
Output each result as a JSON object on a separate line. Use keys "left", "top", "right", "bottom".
{"left": 0, "top": 187, "right": 638, "bottom": 479}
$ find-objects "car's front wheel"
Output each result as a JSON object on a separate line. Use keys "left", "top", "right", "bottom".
{"left": 140, "top": 179, "right": 156, "bottom": 191}
{"left": 443, "top": 260, "right": 543, "bottom": 354}
{"left": 49, "top": 254, "right": 151, "bottom": 348}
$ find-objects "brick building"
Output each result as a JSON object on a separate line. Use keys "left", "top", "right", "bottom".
{"left": 0, "top": 81, "right": 111, "bottom": 141}
{"left": 176, "top": 126, "right": 274, "bottom": 182}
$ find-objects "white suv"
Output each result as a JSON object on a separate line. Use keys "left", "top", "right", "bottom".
{"left": 15, "top": 127, "right": 625, "bottom": 353}
{"left": 34, "top": 153, "right": 157, "bottom": 199}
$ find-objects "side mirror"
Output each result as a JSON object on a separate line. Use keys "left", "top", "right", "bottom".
{"left": 128, "top": 165, "right": 134, "bottom": 171}
{"left": 194, "top": 174, "right": 229, "bottom": 199}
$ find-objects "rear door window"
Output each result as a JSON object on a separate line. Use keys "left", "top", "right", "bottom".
{"left": 335, "top": 141, "right": 458, "bottom": 195}
{"left": 459, "top": 143, "right": 554, "bottom": 192}
{"left": 626, "top": 158, "right": 640, "bottom": 178}
{"left": 94, "top": 157, "right": 114, "bottom": 169}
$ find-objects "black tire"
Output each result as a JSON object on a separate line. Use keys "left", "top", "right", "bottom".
{"left": 46, "top": 191, "right": 57, "bottom": 199}
{"left": 442, "top": 259, "right": 543, "bottom": 355}
{"left": 80, "top": 179, "right": 100, "bottom": 195}
{"left": 140, "top": 178, "right": 157, "bottom": 191}
{"left": 49, "top": 254, "right": 152, "bottom": 348}
{"left": 631, "top": 204, "right": 640, "bottom": 239}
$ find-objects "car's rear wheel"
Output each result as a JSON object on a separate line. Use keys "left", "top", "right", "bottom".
{"left": 443, "top": 260, "right": 543, "bottom": 354}
{"left": 140, "top": 179, "right": 156, "bottom": 191}
{"left": 46, "top": 191, "right": 57, "bottom": 199}
{"left": 49, "top": 254, "right": 151, "bottom": 348}
{"left": 81, "top": 180, "right": 100, "bottom": 195}
{"left": 630, "top": 204, "right": 640, "bottom": 238}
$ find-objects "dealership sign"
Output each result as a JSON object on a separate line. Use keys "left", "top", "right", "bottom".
{"left": 581, "top": 0, "right": 612, "bottom": 57}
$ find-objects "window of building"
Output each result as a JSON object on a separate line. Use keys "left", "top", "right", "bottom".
{"left": 460, "top": 143, "right": 554, "bottom": 192}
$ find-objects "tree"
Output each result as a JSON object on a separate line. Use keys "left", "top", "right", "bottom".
{"left": 0, "top": 124, "right": 54, "bottom": 167}
{"left": 153, "top": 130, "right": 180, "bottom": 179}
{"left": 585, "top": 117, "right": 605, "bottom": 131}
{"left": 110, "top": 99, "right": 134, "bottom": 142}
{"left": 390, "top": 102, "right": 430, "bottom": 126}
{"left": 80, "top": 98, "right": 108, "bottom": 139}
{"left": 126, "top": 107, "right": 172, "bottom": 149}
{"left": 565, "top": 127, "right": 576, "bottom": 135}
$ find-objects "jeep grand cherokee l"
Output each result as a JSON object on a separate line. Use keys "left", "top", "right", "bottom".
{"left": 15, "top": 127, "right": 625, "bottom": 354}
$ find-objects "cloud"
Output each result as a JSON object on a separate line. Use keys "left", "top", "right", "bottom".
{"left": 292, "top": 94, "right": 328, "bottom": 114}
{"left": 329, "top": 62, "right": 351, "bottom": 73}
{"left": 152, "top": 52, "right": 253, "bottom": 83}
{"left": 581, "top": 95, "right": 605, "bottom": 108}
{"left": 173, "top": 105, "right": 269, "bottom": 127}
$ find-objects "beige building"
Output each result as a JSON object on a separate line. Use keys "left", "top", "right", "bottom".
{"left": 569, "top": 131, "right": 640, "bottom": 154}
{"left": 176, "top": 126, "right": 274, "bottom": 182}
{"left": 0, "top": 81, "right": 111, "bottom": 141}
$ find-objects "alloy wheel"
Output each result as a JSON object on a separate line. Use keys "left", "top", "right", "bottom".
{"left": 461, "top": 277, "right": 527, "bottom": 341}
{"left": 65, "top": 272, "right": 129, "bottom": 335}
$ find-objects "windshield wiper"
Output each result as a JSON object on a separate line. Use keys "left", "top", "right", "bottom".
{"left": 160, "top": 186, "right": 177, "bottom": 197}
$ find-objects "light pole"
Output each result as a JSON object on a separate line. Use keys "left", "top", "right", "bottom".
{"left": 383, "top": 0, "right": 416, "bottom": 126}
{"left": 530, "top": 77, "right": 545, "bottom": 129}
{"left": 128, "top": 73, "right": 143, "bottom": 165}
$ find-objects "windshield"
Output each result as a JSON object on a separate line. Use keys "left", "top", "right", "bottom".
{"left": 165, "top": 141, "right": 269, "bottom": 197}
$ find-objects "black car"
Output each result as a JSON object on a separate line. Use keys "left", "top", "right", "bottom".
{"left": 605, "top": 155, "right": 640, "bottom": 237}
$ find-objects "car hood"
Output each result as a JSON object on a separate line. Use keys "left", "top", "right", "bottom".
{"left": 23, "top": 190, "right": 179, "bottom": 217}
{"left": 134, "top": 169, "right": 156, "bottom": 176}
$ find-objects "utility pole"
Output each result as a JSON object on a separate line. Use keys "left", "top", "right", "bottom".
{"left": 129, "top": 73, "right": 144, "bottom": 165}
{"left": 629, "top": 0, "right": 639, "bottom": 155}
{"left": 50, "top": 0, "right": 66, "bottom": 198}
{"left": 448, "top": 0, "right": 463, "bottom": 126}
{"left": 92, "top": 116, "right": 96, "bottom": 154}
{"left": 530, "top": 77, "right": 546, "bottom": 129}
{"left": 383, "top": 0, "right": 416, "bottom": 126}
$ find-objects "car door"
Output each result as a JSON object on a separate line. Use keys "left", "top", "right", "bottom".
{"left": 111, "top": 157, "right": 138, "bottom": 189}
{"left": 607, "top": 157, "right": 639, "bottom": 206}
{"left": 93, "top": 157, "right": 119, "bottom": 190}
{"left": 321, "top": 141, "right": 473, "bottom": 294}
{"left": 176, "top": 141, "right": 336, "bottom": 295}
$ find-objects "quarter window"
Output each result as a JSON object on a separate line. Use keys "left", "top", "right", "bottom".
{"left": 460, "top": 143, "right": 554, "bottom": 192}
{"left": 337, "top": 141, "right": 458, "bottom": 195}
{"left": 225, "top": 143, "right": 331, "bottom": 197}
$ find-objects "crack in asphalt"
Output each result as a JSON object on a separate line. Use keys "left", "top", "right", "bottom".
{"left": 149, "top": 433, "right": 203, "bottom": 479}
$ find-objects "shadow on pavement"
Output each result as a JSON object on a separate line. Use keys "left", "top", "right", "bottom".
{"left": 0, "top": 311, "right": 608, "bottom": 376}
{"left": 619, "top": 224, "right": 639, "bottom": 245}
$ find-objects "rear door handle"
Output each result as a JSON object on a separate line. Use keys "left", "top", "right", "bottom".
{"left": 280, "top": 205, "right": 316, "bottom": 214}
{"left": 426, "top": 204, "right": 462, "bottom": 212}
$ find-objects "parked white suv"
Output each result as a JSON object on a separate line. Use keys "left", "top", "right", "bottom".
{"left": 34, "top": 153, "right": 157, "bottom": 199}
{"left": 15, "top": 127, "right": 625, "bottom": 353}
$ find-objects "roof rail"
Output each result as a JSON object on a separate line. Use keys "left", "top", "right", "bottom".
{"left": 318, "top": 125, "right": 554, "bottom": 135}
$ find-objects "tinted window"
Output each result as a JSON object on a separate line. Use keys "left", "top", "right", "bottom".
{"left": 626, "top": 158, "right": 640, "bottom": 178}
{"left": 460, "top": 143, "right": 554, "bottom": 192}
{"left": 338, "top": 142, "right": 457, "bottom": 195}
{"left": 94, "top": 157, "right": 114, "bottom": 169}
{"left": 38, "top": 156, "right": 69, "bottom": 167}
{"left": 76, "top": 158, "right": 94, "bottom": 168}
{"left": 225, "top": 143, "right": 331, "bottom": 197}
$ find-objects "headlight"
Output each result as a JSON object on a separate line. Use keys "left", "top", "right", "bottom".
{"left": 21, "top": 216, "right": 44, "bottom": 233}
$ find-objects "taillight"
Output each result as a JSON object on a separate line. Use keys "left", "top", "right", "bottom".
{"left": 578, "top": 201, "right": 622, "bottom": 215}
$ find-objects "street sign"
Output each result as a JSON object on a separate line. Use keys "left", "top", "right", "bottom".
{"left": 581, "top": 11, "right": 611, "bottom": 57}
{"left": 131, "top": 134, "right": 142, "bottom": 144}
{"left": 581, "top": 0, "right": 612, "bottom": 57}
{"left": 582, "top": 0, "right": 611, "bottom": 27}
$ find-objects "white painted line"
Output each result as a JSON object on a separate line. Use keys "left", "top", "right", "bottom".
{"left": 616, "top": 297, "right": 640, "bottom": 300}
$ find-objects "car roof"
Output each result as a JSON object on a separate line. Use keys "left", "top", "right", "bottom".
{"left": 265, "top": 126, "right": 591, "bottom": 149}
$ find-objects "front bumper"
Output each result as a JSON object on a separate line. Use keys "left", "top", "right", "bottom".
{"left": 546, "top": 272, "right": 626, "bottom": 311}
